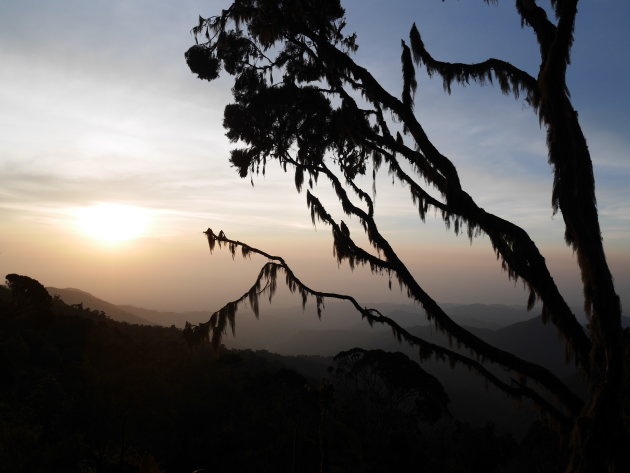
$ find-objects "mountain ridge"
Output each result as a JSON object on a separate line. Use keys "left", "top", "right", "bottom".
{"left": 44, "top": 283, "right": 625, "bottom": 434}
{"left": 47, "top": 285, "right": 629, "bottom": 364}
{"left": 47, "top": 287, "right": 540, "bottom": 329}
{"left": 47, "top": 287, "right": 153, "bottom": 325}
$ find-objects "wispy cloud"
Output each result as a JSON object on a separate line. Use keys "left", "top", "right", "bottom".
{"left": 0, "top": 0, "right": 628, "bottom": 309}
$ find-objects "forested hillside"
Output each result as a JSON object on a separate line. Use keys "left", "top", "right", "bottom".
{"left": 1, "top": 275, "right": 564, "bottom": 472}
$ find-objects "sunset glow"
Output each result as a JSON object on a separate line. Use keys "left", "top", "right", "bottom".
{"left": 77, "top": 203, "right": 149, "bottom": 243}
{"left": 0, "top": 0, "right": 627, "bottom": 312}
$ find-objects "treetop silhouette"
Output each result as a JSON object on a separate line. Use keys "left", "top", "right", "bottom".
{"left": 5, "top": 273, "right": 52, "bottom": 314}
{"left": 186, "top": 1, "right": 627, "bottom": 471}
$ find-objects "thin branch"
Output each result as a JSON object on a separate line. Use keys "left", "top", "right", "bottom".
{"left": 409, "top": 23, "right": 539, "bottom": 103}
{"left": 289, "top": 161, "right": 585, "bottom": 414}
{"left": 199, "top": 229, "right": 576, "bottom": 427}
{"left": 516, "top": 0, "right": 557, "bottom": 57}
{"left": 316, "top": 40, "right": 591, "bottom": 369}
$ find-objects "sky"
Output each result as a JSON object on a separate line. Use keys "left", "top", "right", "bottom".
{"left": 0, "top": 0, "right": 628, "bottom": 317}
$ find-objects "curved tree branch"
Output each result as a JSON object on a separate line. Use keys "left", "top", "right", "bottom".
{"left": 200, "top": 228, "right": 578, "bottom": 426}
{"left": 321, "top": 65, "right": 591, "bottom": 368}
{"left": 271, "top": 157, "right": 584, "bottom": 415}
{"left": 408, "top": 23, "right": 539, "bottom": 104}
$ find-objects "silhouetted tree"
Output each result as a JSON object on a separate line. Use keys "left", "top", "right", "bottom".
{"left": 186, "top": 1, "right": 627, "bottom": 471}
{"left": 5, "top": 273, "right": 52, "bottom": 316}
{"left": 334, "top": 348, "right": 449, "bottom": 427}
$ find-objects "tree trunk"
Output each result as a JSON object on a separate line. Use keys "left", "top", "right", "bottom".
{"left": 542, "top": 88, "right": 628, "bottom": 473}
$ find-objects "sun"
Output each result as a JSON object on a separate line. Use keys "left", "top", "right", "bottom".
{"left": 77, "top": 203, "right": 150, "bottom": 243}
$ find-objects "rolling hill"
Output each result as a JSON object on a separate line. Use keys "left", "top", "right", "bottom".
{"left": 47, "top": 287, "right": 152, "bottom": 325}
{"left": 46, "top": 287, "right": 213, "bottom": 327}
{"left": 44, "top": 284, "right": 627, "bottom": 434}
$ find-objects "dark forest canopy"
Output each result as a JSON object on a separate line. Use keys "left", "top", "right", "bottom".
{"left": 1, "top": 274, "right": 570, "bottom": 473}
{"left": 185, "top": 1, "right": 628, "bottom": 472}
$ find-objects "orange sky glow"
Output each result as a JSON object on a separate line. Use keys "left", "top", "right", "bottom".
{"left": 1, "top": 0, "right": 628, "bottom": 319}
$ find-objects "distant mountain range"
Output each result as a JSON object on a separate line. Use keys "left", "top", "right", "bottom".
{"left": 48, "top": 286, "right": 629, "bottom": 374}
{"left": 47, "top": 285, "right": 629, "bottom": 433}
{"left": 47, "top": 287, "right": 212, "bottom": 327}
{"left": 47, "top": 287, "right": 628, "bottom": 353}
{"left": 46, "top": 287, "right": 545, "bottom": 328}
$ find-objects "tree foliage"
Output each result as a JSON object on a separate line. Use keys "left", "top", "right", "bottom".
{"left": 6, "top": 274, "right": 52, "bottom": 314}
{"left": 333, "top": 348, "right": 449, "bottom": 425}
{"left": 186, "top": 1, "right": 627, "bottom": 471}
